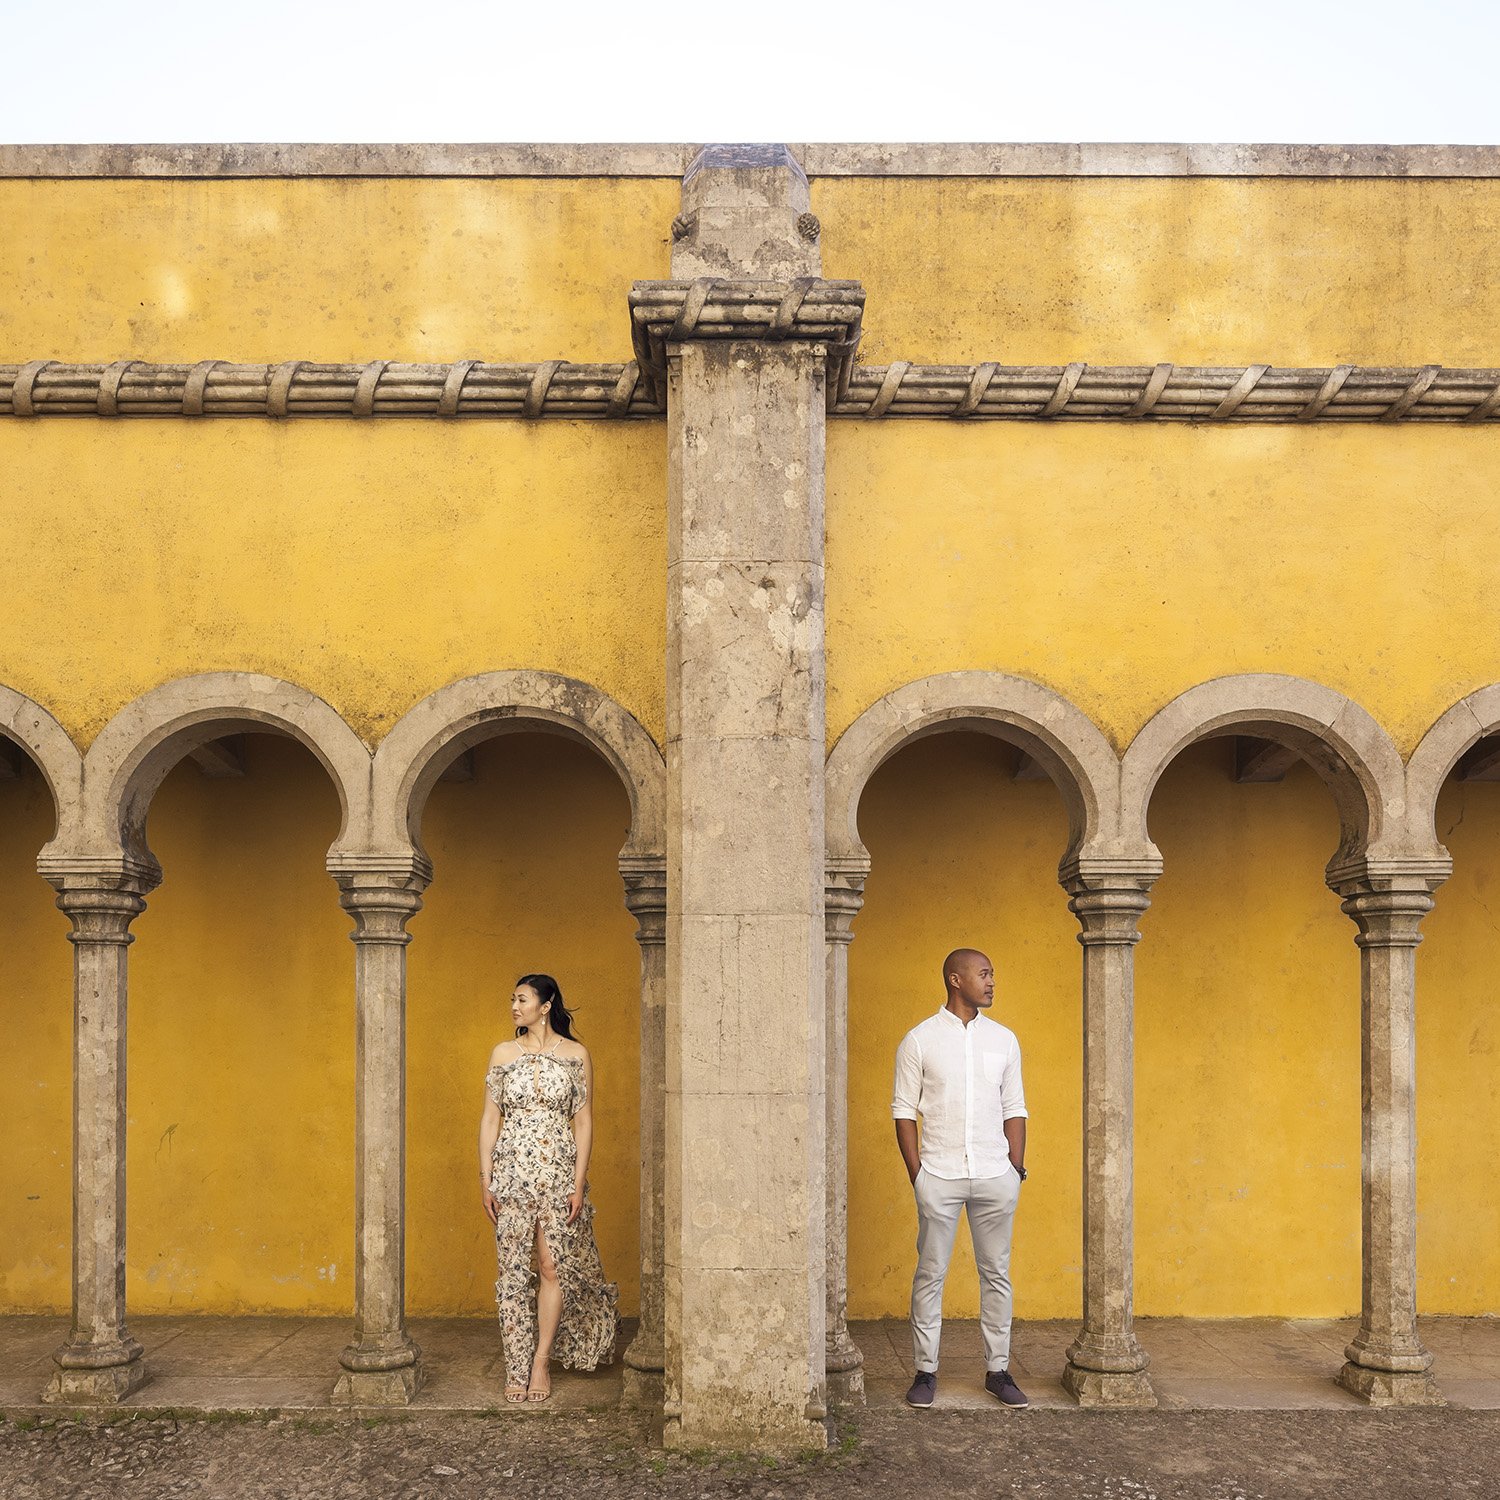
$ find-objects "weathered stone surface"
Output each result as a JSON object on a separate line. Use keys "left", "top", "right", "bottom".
{"left": 664, "top": 145, "right": 830, "bottom": 1452}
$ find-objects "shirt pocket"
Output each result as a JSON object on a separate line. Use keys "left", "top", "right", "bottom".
{"left": 981, "top": 1052, "right": 1004, "bottom": 1086}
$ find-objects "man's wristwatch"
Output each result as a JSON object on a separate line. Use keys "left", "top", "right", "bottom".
{"left": 1014, "top": 1165, "right": 1027, "bottom": 1182}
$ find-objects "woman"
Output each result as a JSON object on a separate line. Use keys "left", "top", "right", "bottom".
{"left": 479, "top": 973, "right": 618, "bottom": 1403}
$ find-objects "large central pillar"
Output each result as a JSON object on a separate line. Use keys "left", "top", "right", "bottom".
{"left": 653, "top": 144, "right": 845, "bottom": 1451}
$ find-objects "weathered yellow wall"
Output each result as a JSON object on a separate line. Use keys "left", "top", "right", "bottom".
{"left": 0, "top": 733, "right": 642, "bottom": 1316}
{"left": 0, "top": 770, "right": 71, "bottom": 1311}
{"left": 1418, "top": 780, "right": 1500, "bottom": 1314}
{"left": 1134, "top": 745, "right": 1359, "bottom": 1316}
{"left": 0, "top": 178, "right": 674, "bottom": 361}
{"left": 0, "top": 422, "right": 665, "bottom": 750}
{"left": 826, "top": 421, "right": 1500, "bottom": 758}
{"left": 816, "top": 177, "right": 1500, "bottom": 367}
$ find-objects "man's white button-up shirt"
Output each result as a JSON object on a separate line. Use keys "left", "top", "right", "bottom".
{"left": 891, "top": 1007, "right": 1027, "bottom": 1181}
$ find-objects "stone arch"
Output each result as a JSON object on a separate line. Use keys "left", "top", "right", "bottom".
{"left": 825, "top": 671, "right": 1122, "bottom": 871}
{"left": 1405, "top": 685, "right": 1500, "bottom": 858}
{"left": 0, "top": 685, "right": 82, "bottom": 840}
{"left": 371, "top": 670, "right": 666, "bottom": 866}
{"left": 65, "top": 672, "right": 373, "bottom": 875}
{"left": 1119, "top": 674, "right": 1407, "bottom": 874}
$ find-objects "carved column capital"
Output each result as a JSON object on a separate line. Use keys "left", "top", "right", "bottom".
{"left": 620, "top": 854, "right": 667, "bottom": 947}
{"left": 1329, "top": 858, "right": 1450, "bottom": 948}
{"left": 334, "top": 868, "right": 427, "bottom": 945}
{"left": 1062, "top": 858, "right": 1161, "bottom": 945}
{"left": 824, "top": 859, "right": 869, "bottom": 945}
{"left": 53, "top": 883, "right": 150, "bottom": 946}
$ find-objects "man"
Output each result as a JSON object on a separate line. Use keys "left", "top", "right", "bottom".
{"left": 892, "top": 947, "right": 1029, "bottom": 1410}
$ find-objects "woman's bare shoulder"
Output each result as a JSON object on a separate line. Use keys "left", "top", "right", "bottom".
{"left": 488, "top": 1039, "right": 521, "bottom": 1066}
{"left": 558, "top": 1038, "right": 590, "bottom": 1062}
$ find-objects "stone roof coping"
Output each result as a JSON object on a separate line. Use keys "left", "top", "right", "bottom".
{"left": 3, "top": 142, "right": 1500, "bottom": 179}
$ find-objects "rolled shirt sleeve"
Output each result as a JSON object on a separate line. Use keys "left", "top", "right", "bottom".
{"left": 891, "top": 1032, "right": 922, "bottom": 1121}
{"left": 1001, "top": 1038, "right": 1028, "bottom": 1122}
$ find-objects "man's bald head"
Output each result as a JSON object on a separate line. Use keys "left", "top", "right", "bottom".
{"left": 943, "top": 948, "right": 995, "bottom": 1014}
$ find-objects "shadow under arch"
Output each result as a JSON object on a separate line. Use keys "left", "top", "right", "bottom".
{"left": 0, "top": 684, "right": 82, "bottom": 843}
{"left": 1120, "top": 674, "right": 1407, "bottom": 877}
{"left": 59, "top": 672, "right": 372, "bottom": 877}
{"left": 1405, "top": 683, "right": 1500, "bottom": 858}
{"left": 371, "top": 670, "right": 666, "bottom": 865}
{"left": 826, "top": 671, "right": 1122, "bottom": 873}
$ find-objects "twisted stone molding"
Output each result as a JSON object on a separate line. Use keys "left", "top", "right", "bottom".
{"left": 8, "top": 357, "right": 1500, "bottom": 422}
{"left": 0, "top": 360, "right": 663, "bottom": 419}
{"left": 836, "top": 362, "right": 1500, "bottom": 421}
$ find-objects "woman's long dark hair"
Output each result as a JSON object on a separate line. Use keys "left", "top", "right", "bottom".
{"left": 514, "top": 973, "right": 578, "bottom": 1040}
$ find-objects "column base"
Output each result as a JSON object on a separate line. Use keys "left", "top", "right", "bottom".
{"left": 1062, "top": 1361, "right": 1158, "bottom": 1408}
{"left": 332, "top": 1363, "right": 424, "bottom": 1406}
{"left": 333, "top": 1338, "right": 424, "bottom": 1406}
{"left": 826, "top": 1334, "right": 865, "bottom": 1405}
{"left": 43, "top": 1358, "right": 148, "bottom": 1405}
{"left": 621, "top": 1328, "right": 664, "bottom": 1408}
{"left": 1338, "top": 1361, "right": 1444, "bottom": 1407}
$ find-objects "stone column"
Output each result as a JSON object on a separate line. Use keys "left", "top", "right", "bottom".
{"left": 650, "top": 144, "right": 857, "bottom": 1451}
{"left": 1060, "top": 858, "right": 1159, "bottom": 1407}
{"left": 43, "top": 871, "right": 156, "bottom": 1403}
{"left": 333, "top": 867, "right": 426, "bottom": 1405}
{"left": 621, "top": 853, "right": 667, "bottom": 1405}
{"left": 1331, "top": 861, "right": 1447, "bottom": 1405}
{"left": 824, "top": 859, "right": 868, "bottom": 1405}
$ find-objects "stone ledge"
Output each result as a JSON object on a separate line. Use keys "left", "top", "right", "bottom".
{"left": 5, "top": 142, "right": 1500, "bottom": 179}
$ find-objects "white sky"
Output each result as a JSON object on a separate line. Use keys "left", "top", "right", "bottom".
{"left": 3, "top": 0, "right": 1498, "bottom": 145}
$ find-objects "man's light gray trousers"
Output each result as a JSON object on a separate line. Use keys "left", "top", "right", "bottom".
{"left": 911, "top": 1168, "right": 1021, "bottom": 1373}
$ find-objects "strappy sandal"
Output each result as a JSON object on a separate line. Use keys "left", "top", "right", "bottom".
{"left": 505, "top": 1382, "right": 528, "bottom": 1405}
{"left": 528, "top": 1361, "right": 552, "bottom": 1403}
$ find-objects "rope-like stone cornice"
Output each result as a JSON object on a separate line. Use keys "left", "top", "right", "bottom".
{"left": 4, "top": 359, "right": 1500, "bottom": 421}
{"left": 0, "top": 360, "right": 664, "bottom": 418}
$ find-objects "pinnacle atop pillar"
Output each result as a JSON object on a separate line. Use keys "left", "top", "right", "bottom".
{"left": 672, "top": 143, "right": 820, "bottom": 280}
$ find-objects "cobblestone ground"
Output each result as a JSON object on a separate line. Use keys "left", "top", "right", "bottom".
{"left": 2, "top": 1407, "right": 1498, "bottom": 1499}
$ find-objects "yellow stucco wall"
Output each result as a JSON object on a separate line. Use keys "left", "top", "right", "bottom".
{"left": 4, "top": 170, "right": 1500, "bottom": 1321}
{"left": 0, "top": 178, "right": 674, "bottom": 362}
{"left": 815, "top": 177, "right": 1500, "bottom": 367}
{"left": 825, "top": 420, "right": 1500, "bottom": 758}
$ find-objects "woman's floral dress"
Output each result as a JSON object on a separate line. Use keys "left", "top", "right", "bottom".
{"left": 486, "top": 1045, "right": 618, "bottom": 1385}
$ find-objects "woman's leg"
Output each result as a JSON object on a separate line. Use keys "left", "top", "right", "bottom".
{"left": 494, "top": 1206, "right": 537, "bottom": 1397}
{"left": 531, "top": 1217, "right": 562, "bottom": 1393}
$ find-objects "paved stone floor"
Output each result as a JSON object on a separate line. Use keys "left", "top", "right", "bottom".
{"left": 4, "top": 1315, "right": 1500, "bottom": 1412}
{"left": 4, "top": 1318, "right": 1500, "bottom": 1497}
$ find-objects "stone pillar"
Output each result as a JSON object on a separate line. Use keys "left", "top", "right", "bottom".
{"left": 1060, "top": 858, "right": 1158, "bottom": 1407}
{"left": 333, "top": 867, "right": 426, "bottom": 1405}
{"left": 824, "top": 859, "right": 868, "bottom": 1405}
{"left": 43, "top": 872, "right": 156, "bottom": 1403}
{"left": 1331, "top": 861, "right": 1447, "bottom": 1406}
{"left": 621, "top": 853, "right": 667, "bottom": 1405}
{"left": 651, "top": 144, "right": 856, "bottom": 1451}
